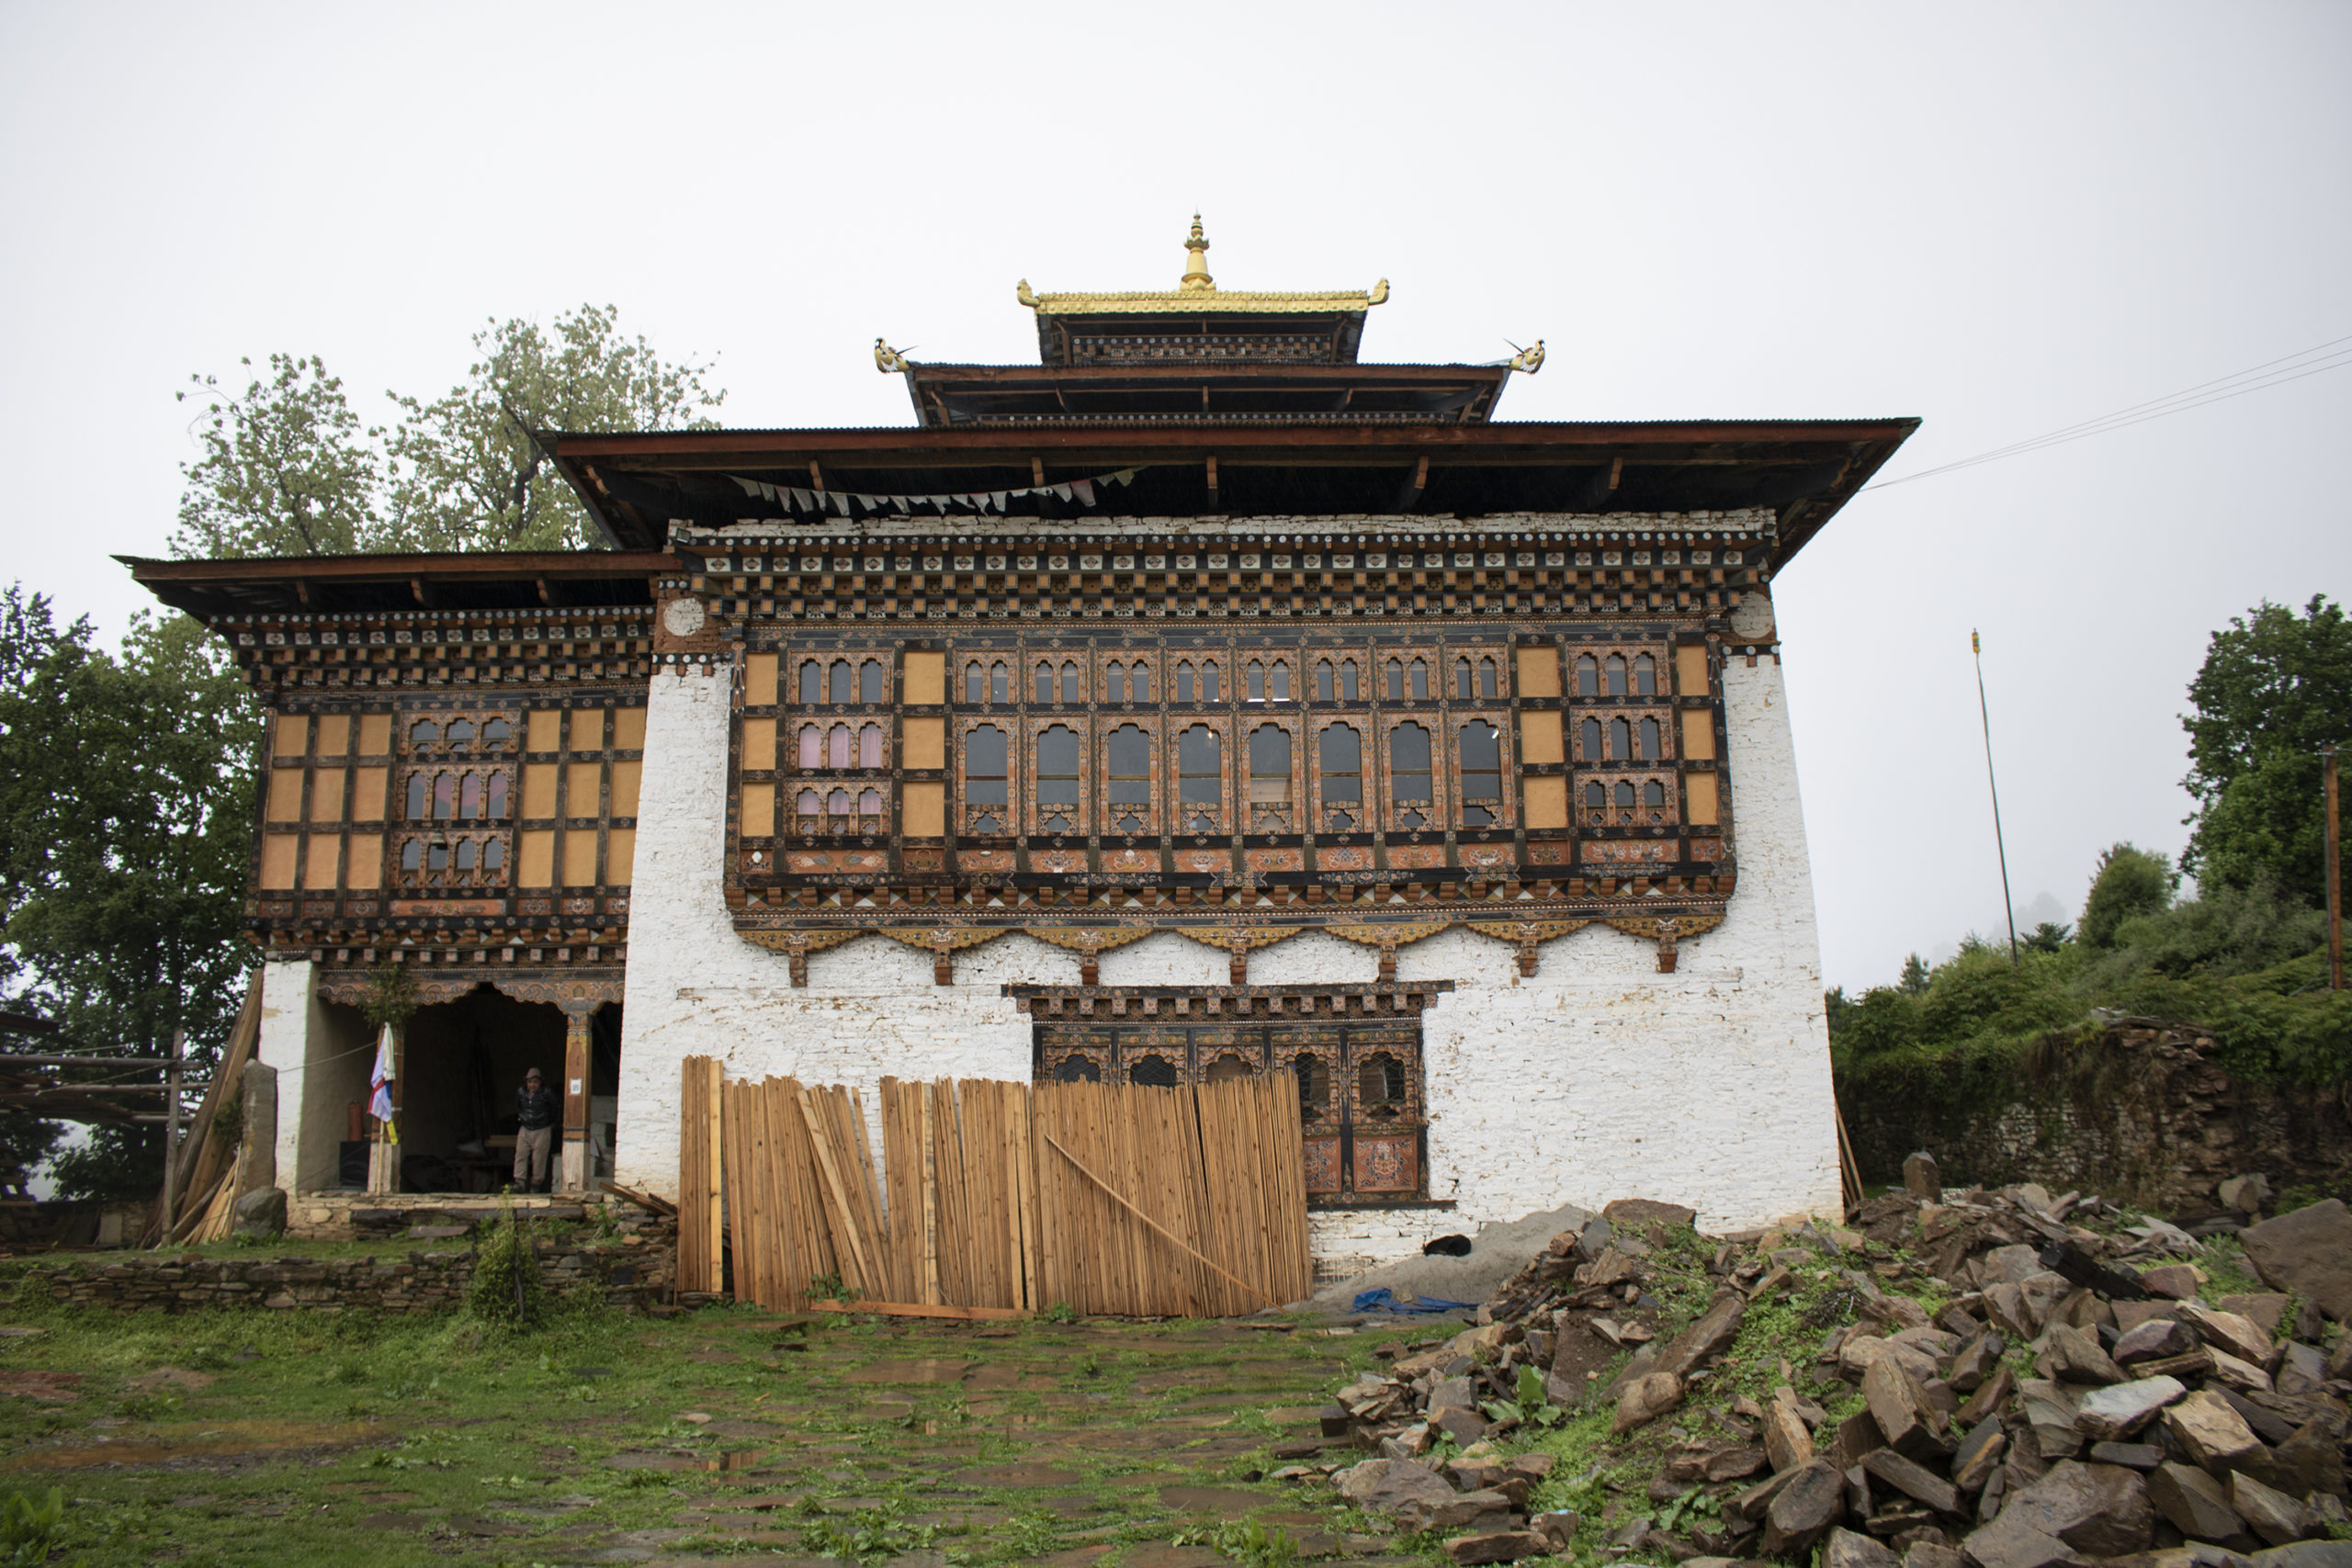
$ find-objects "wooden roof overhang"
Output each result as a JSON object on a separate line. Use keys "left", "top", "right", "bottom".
{"left": 1033, "top": 303, "right": 1371, "bottom": 365}
{"left": 553, "top": 418, "right": 1918, "bottom": 570}
{"left": 901, "top": 361, "right": 1510, "bottom": 428}
{"left": 120, "top": 550, "right": 675, "bottom": 619}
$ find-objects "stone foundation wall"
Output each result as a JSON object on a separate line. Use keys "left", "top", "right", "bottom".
{"left": 1838, "top": 1021, "right": 2352, "bottom": 1213}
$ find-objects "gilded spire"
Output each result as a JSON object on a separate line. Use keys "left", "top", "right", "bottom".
{"left": 1179, "top": 213, "right": 1214, "bottom": 292}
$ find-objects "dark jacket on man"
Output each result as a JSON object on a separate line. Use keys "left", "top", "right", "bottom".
{"left": 516, "top": 1083, "right": 560, "bottom": 1131}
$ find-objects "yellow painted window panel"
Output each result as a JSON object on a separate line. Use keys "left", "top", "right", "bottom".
{"left": 566, "top": 761, "right": 603, "bottom": 818}
{"left": 744, "top": 653, "right": 778, "bottom": 706}
{"left": 741, "top": 718, "right": 776, "bottom": 773}
{"left": 1686, "top": 772, "right": 1720, "bottom": 825}
{"left": 1520, "top": 711, "right": 1564, "bottom": 765}
{"left": 605, "top": 828, "right": 636, "bottom": 886}
{"left": 315, "top": 714, "right": 350, "bottom": 756}
{"left": 740, "top": 784, "right": 775, "bottom": 838}
{"left": 526, "top": 709, "right": 561, "bottom": 752}
{"left": 265, "top": 766, "right": 304, "bottom": 822}
{"left": 1524, "top": 775, "right": 1568, "bottom": 830}
{"left": 345, "top": 834, "right": 383, "bottom": 889}
{"left": 1675, "top": 645, "right": 1710, "bottom": 698}
{"left": 522, "top": 763, "right": 559, "bottom": 818}
{"left": 1680, "top": 709, "right": 1716, "bottom": 761}
{"left": 571, "top": 709, "right": 608, "bottom": 751}
{"left": 901, "top": 781, "right": 944, "bottom": 837}
{"left": 902, "top": 650, "right": 944, "bottom": 705}
{"left": 561, "top": 829, "right": 598, "bottom": 887}
{"left": 1515, "top": 646, "right": 1561, "bottom": 697}
{"left": 357, "top": 713, "right": 391, "bottom": 754}
{"left": 613, "top": 705, "right": 647, "bottom": 750}
{"left": 302, "top": 834, "right": 340, "bottom": 890}
{"left": 901, "top": 716, "right": 944, "bottom": 770}
{"left": 351, "top": 767, "right": 388, "bottom": 821}
{"left": 259, "top": 834, "right": 299, "bottom": 889}
{"left": 309, "top": 767, "right": 346, "bottom": 823}
{"left": 273, "top": 714, "right": 309, "bottom": 756}
{"left": 517, "top": 829, "right": 555, "bottom": 886}
{"left": 610, "top": 760, "right": 643, "bottom": 817}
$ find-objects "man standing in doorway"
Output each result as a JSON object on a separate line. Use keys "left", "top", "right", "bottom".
{"left": 514, "top": 1068, "right": 559, "bottom": 1193}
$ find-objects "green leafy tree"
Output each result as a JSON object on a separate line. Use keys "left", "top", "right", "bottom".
{"left": 2180, "top": 594, "right": 2351, "bottom": 907}
{"left": 0, "top": 588, "right": 261, "bottom": 1199}
{"left": 385, "top": 304, "right": 723, "bottom": 552}
{"left": 2079, "top": 842, "right": 2176, "bottom": 948}
{"left": 170, "top": 354, "right": 383, "bottom": 558}
{"left": 1897, "top": 953, "right": 1931, "bottom": 995}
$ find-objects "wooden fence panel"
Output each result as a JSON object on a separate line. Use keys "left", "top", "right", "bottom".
{"left": 677, "top": 1056, "right": 724, "bottom": 1294}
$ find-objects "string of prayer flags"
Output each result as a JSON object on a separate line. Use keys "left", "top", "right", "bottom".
{"left": 729, "top": 468, "right": 1137, "bottom": 519}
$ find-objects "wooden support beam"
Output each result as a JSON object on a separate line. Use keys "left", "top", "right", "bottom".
{"left": 1205, "top": 455, "right": 1219, "bottom": 508}
{"left": 1395, "top": 455, "right": 1428, "bottom": 513}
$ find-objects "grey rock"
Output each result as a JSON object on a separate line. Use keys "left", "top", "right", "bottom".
{"left": 1333, "top": 1457, "right": 1456, "bottom": 1515}
{"left": 2166, "top": 1391, "right": 2267, "bottom": 1479}
{"left": 1610, "top": 1371, "right": 1684, "bottom": 1436}
{"left": 1864, "top": 1448, "right": 1962, "bottom": 1516}
{"left": 2248, "top": 1545, "right": 2352, "bottom": 1568}
{"left": 2267, "top": 1418, "right": 2346, "bottom": 1499}
{"left": 1762, "top": 1461, "right": 1847, "bottom": 1559}
{"left": 2146, "top": 1462, "right": 2248, "bottom": 1545}
{"left": 2226, "top": 1472, "right": 2315, "bottom": 1550}
{"left": 1428, "top": 1375, "right": 1477, "bottom": 1412}
{"left": 2272, "top": 1343, "right": 2329, "bottom": 1399}
{"left": 1905, "top": 1152, "right": 1942, "bottom": 1200}
{"left": 1398, "top": 1486, "right": 1519, "bottom": 1536}
{"left": 2075, "top": 1377, "right": 2188, "bottom": 1441}
{"left": 2087, "top": 1442, "right": 2165, "bottom": 1470}
{"left": 1907, "top": 1546, "right": 1968, "bottom": 1568}
{"left": 230, "top": 1186, "right": 288, "bottom": 1240}
{"left": 1866, "top": 1354, "right": 1955, "bottom": 1462}
{"left": 1828, "top": 1527, "right": 1903, "bottom": 1568}
{"left": 1442, "top": 1530, "right": 1545, "bottom": 1564}
{"left": 1962, "top": 1508, "right": 2083, "bottom": 1568}
{"left": 2117, "top": 1318, "right": 2204, "bottom": 1363}
{"left": 1654, "top": 1289, "right": 1746, "bottom": 1382}
{"left": 2001, "top": 1460, "right": 2154, "bottom": 1557}
{"left": 2044, "top": 1324, "right": 2126, "bottom": 1386}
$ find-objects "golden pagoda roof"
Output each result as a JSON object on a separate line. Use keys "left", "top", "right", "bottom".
{"left": 1017, "top": 215, "right": 1387, "bottom": 317}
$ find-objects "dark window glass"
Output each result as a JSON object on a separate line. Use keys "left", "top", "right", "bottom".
{"left": 1129, "top": 1055, "right": 1178, "bottom": 1088}
{"left": 1479, "top": 659, "right": 1498, "bottom": 699}
{"left": 1456, "top": 660, "right": 1475, "bottom": 700}
{"left": 1459, "top": 722, "right": 1500, "bottom": 826}
{"left": 1634, "top": 654, "right": 1657, "bottom": 697}
{"left": 801, "top": 661, "right": 822, "bottom": 705}
{"left": 1319, "top": 725, "right": 1363, "bottom": 804}
{"left": 1037, "top": 725, "right": 1081, "bottom": 832}
{"left": 1644, "top": 780, "right": 1667, "bottom": 808}
{"left": 965, "top": 663, "right": 984, "bottom": 703}
{"left": 1295, "top": 1054, "right": 1328, "bottom": 1121}
{"left": 1576, "top": 656, "right": 1599, "bottom": 697}
{"left": 427, "top": 840, "right": 449, "bottom": 872}
{"left": 456, "top": 838, "right": 478, "bottom": 872}
{"left": 1581, "top": 717, "right": 1602, "bottom": 760}
{"left": 1132, "top": 662, "right": 1151, "bottom": 702}
{"left": 460, "top": 772, "right": 484, "bottom": 818}
{"left": 1266, "top": 663, "right": 1287, "bottom": 701}
{"left": 1611, "top": 716, "right": 1631, "bottom": 760}
{"left": 432, "top": 773, "right": 457, "bottom": 819}
{"left": 410, "top": 719, "right": 439, "bottom": 746}
{"left": 1200, "top": 661, "right": 1220, "bottom": 702}
{"left": 1585, "top": 782, "right": 1606, "bottom": 809}
{"left": 1178, "top": 726, "right": 1221, "bottom": 803}
{"left": 1605, "top": 655, "right": 1627, "bottom": 697}
{"left": 1389, "top": 723, "right": 1431, "bottom": 826}
{"left": 965, "top": 726, "right": 1009, "bottom": 805}
{"left": 1176, "top": 662, "right": 1195, "bottom": 704}
{"left": 1340, "top": 660, "right": 1360, "bottom": 701}
{"left": 1409, "top": 660, "right": 1429, "bottom": 700}
{"left": 1036, "top": 663, "right": 1055, "bottom": 703}
{"left": 1204, "top": 1051, "right": 1255, "bottom": 1083}
{"left": 989, "top": 662, "right": 1008, "bottom": 705}
{"left": 447, "top": 718, "right": 476, "bottom": 746}
{"left": 401, "top": 839, "right": 422, "bottom": 871}
{"left": 1105, "top": 662, "right": 1125, "bottom": 704}
{"left": 861, "top": 660, "right": 887, "bottom": 704}
{"left": 1385, "top": 660, "right": 1405, "bottom": 701}
{"left": 483, "top": 717, "right": 511, "bottom": 745}
{"left": 487, "top": 773, "right": 508, "bottom": 818}
{"left": 1056, "top": 1055, "right": 1101, "bottom": 1083}
{"left": 1315, "top": 661, "right": 1334, "bottom": 701}
{"left": 406, "top": 773, "right": 428, "bottom": 818}
{"left": 1105, "top": 724, "right": 1150, "bottom": 831}
{"left": 831, "top": 660, "right": 854, "bottom": 704}
{"left": 1247, "top": 660, "right": 1265, "bottom": 702}
{"left": 1061, "top": 661, "right": 1082, "bottom": 704}
{"left": 1249, "top": 725, "right": 1293, "bottom": 814}
{"left": 1639, "top": 716, "right": 1661, "bottom": 761}
{"left": 1614, "top": 780, "right": 1636, "bottom": 808}
{"left": 1359, "top": 1052, "right": 1407, "bottom": 1112}
{"left": 482, "top": 838, "right": 504, "bottom": 872}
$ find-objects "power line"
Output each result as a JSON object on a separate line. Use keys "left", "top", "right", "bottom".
{"left": 1861, "top": 332, "right": 2352, "bottom": 493}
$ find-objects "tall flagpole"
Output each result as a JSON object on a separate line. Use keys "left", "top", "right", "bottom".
{"left": 1973, "top": 630, "right": 2020, "bottom": 964}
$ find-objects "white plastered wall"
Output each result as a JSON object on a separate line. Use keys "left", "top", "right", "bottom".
{"left": 254, "top": 955, "right": 376, "bottom": 1194}
{"left": 611, "top": 652, "right": 1842, "bottom": 1262}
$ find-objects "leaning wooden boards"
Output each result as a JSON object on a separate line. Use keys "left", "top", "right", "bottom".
{"left": 684, "top": 1070, "right": 1310, "bottom": 1317}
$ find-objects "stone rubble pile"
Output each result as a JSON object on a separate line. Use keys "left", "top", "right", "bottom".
{"left": 1304, "top": 1186, "right": 2352, "bottom": 1568}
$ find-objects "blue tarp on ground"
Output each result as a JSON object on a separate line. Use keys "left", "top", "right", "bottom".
{"left": 1351, "top": 1287, "right": 1476, "bottom": 1314}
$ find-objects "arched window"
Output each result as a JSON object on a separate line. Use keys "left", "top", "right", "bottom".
{"left": 859, "top": 786, "right": 883, "bottom": 818}
{"left": 482, "top": 717, "right": 512, "bottom": 746}
{"left": 487, "top": 772, "right": 508, "bottom": 818}
{"left": 1318, "top": 724, "right": 1363, "bottom": 831}
{"left": 1634, "top": 654, "right": 1657, "bottom": 697}
{"left": 1459, "top": 722, "right": 1500, "bottom": 827}
{"left": 1178, "top": 726, "right": 1221, "bottom": 832}
{"left": 1035, "top": 662, "right": 1056, "bottom": 703}
{"left": 1176, "top": 661, "right": 1195, "bottom": 704}
{"left": 1061, "top": 661, "right": 1083, "bottom": 705}
{"left": 432, "top": 772, "right": 457, "bottom": 820}
{"left": 1105, "top": 723, "right": 1151, "bottom": 833}
{"left": 827, "top": 787, "right": 854, "bottom": 820}
{"left": 859, "top": 723, "right": 885, "bottom": 770}
{"left": 801, "top": 660, "right": 823, "bottom": 705}
{"left": 964, "top": 662, "right": 984, "bottom": 704}
{"left": 1644, "top": 780, "right": 1667, "bottom": 809}
{"left": 1614, "top": 780, "right": 1636, "bottom": 809}
{"left": 797, "top": 788, "right": 822, "bottom": 823}
{"left": 427, "top": 840, "right": 449, "bottom": 873}
{"left": 401, "top": 840, "right": 423, "bottom": 872}
{"left": 860, "top": 660, "right": 887, "bottom": 704}
{"left": 1104, "top": 661, "right": 1126, "bottom": 704}
{"left": 830, "top": 660, "right": 854, "bottom": 705}
{"left": 1295, "top": 1054, "right": 1329, "bottom": 1122}
{"left": 456, "top": 838, "right": 478, "bottom": 873}
{"left": 1385, "top": 659, "right": 1405, "bottom": 701}
{"left": 1638, "top": 716, "right": 1661, "bottom": 761}
{"left": 1359, "top": 1052, "right": 1408, "bottom": 1117}
{"left": 1340, "top": 660, "right": 1360, "bottom": 701}
{"left": 406, "top": 773, "right": 429, "bottom": 818}
{"left": 1610, "top": 716, "right": 1631, "bottom": 761}
{"left": 1408, "top": 660, "right": 1430, "bottom": 700}
{"left": 1585, "top": 781, "right": 1606, "bottom": 812}
{"left": 1389, "top": 723, "right": 1432, "bottom": 827}
{"left": 1249, "top": 725, "right": 1294, "bottom": 829}
{"left": 1036, "top": 725, "right": 1080, "bottom": 833}
{"left": 1315, "top": 661, "right": 1334, "bottom": 701}
{"left": 447, "top": 718, "right": 476, "bottom": 747}
{"left": 1204, "top": 1051, "right": 1256, "bottom": 1084}
{"left": 989, "top": 662, "right": 1009, "bottom": 705}
{"left": 1266, "top": 662, "right": 1287, "bottom": 701}
{"left": 1199, "top": 660, "right": 1221, "bottom": 702}
{"left": 829, "top": 724, "right": 854, "bottom": 769}
{"left": 1604, "top": 655, "right": 1627, "bottom": 697}
{"left": 1455, "top": 659, "right": 1476, "bottom": 700}
{"left": 1580, "top": 717, "right": 1602, "bottom": 761}
{"left": 459, "top": 772, "right": 484, "bottom": 818}
{"left": 482, "top": 838, "right": 504, "bottom": 874}
{"left": 1479, "top": 658, "right": 1498, "bottom": 699}
{"left": 1575, "top": 655, "right": 1599, "bottom": 697}
{"left": 1129, "top": 1055, "right": 1179, "bottom": 1089}
{"left": 965, "top": 726, "right": 1009, "bottom": 835}
{"left": 798, "top": 724, "right": 821, "bottom": 769}
{"left": 1055, "top": 1056, "right": 1101, "bottom": 1083}
{"left": 1246, "top": 660, "right": 1266, "bottom": 702}
{"left": 410, "top": 719, "right": 439, "bottom": 747}
{"left": 1131, "top": 661, "right": 1151, "bottom": 702}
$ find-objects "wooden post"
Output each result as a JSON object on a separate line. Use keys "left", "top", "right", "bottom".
{"left": 560, "top": 1006, "right": 593, "bottom": 1191}
{"left": 161, "top": 1029, "right": 183, "bottom": 1234}
{"left": 2326, "top": 742, "right": 2343, "bottom": 993}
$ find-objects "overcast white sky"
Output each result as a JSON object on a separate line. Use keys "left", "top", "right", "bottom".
{"left": 3, "top": 3, "right": 2346, "bottom": 991}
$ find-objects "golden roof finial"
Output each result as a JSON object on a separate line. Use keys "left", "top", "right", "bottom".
{"left": 1180, "top": 212, "right": 1214, "bottom": 292}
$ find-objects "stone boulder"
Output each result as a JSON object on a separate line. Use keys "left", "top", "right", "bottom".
{"left": 2237, "top": 1201, "right": 2352, "bottom": 1323}
{"left": 1611, "top": 1371, "right": 1685, "bottom": 1436}
{"left": 1600, "top": 1197, "right": 1698, "bottom": 1229}
{"left": 2000, "top": 1461, "right": 2154, "bottom": 1558}
{"left": 2145, "top": 1461, "right": 2250, "bottom": 1546}
{"left": 1654, "top": 1290, "right": 1746, "bottom": 1382}
{"left": 1761, "top": 1460, "right": 1847, "bottom": 1559}
{"left": 2073, "top": 1376, "right": 2188, "bottom": 1442}
{"left": 230, "top": 1186, "right": 288, "bottom": 1240}
{"left": 1334, "top": 1458, "right": 1457, "bottom": 1515}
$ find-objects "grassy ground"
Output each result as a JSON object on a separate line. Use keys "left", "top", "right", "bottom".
{"left": 0, "top": 1282, "right": 1427, "bottom": 1568}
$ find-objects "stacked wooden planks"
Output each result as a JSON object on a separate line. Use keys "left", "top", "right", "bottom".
{"left": 690, "top": 1067, "right": 1309, "bottom": 1318}
{"left": 676, "top": 1055, "right": 725, "bottom": 1293}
